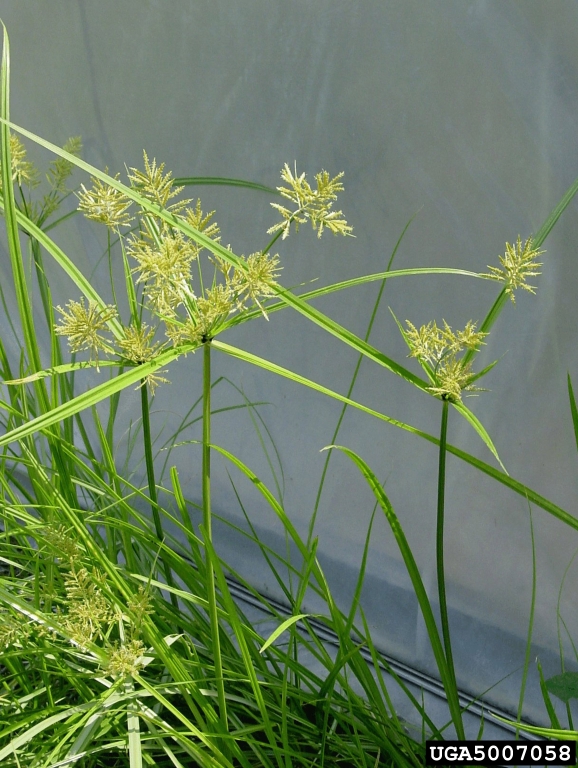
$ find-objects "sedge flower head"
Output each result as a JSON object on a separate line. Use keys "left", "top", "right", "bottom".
{"left": 166, "top": 284, "right": 235, "bottom": 345}
{"left": 0, "top": 133, "right": 40, "bottom": 189}
{"left": 182, "top": 199, "right": 221, "bottom": 258}
{"left": 107, "top": 638, "right": 147, "bottom": 678}
{"left": 129, "top": 231, "right": 196, "bottom": 315}
{"left": 46, "top": 136, "right": 82, "bottom": 194}
{"left": 77, "top": 172, "right": 134, "bottom": 229}
{"left": 43, "top": 523, "right": 82, "bottom": 565}
{"left": 405, "top": 319, "right": 488, "bottom": 403}
{"left": 232, "top": 251, "right": 281, "bottom": 317}
{"left": 61, "top": 566, "right": 114, "bottom": 647}
{"left": 0, "top": 613, "right": 33, "bottom": 650}
{"left": 196, "top": 283, "right": 235, "bottom": 329}
{"left": 482, "top": 236, "right": 543, "bottom": 304}
{"left": 55, "top": 298, "right": 117, "bottom": 364}
{"left": 128, "top": 150, "right": 190, "bottom": 215}
{"left": 116, "top": 323, "right": 169, "bottom": 393}
{"left": 126, "top": 586, "right": 153, "bottom": 632}
{"left": 268, "top": 163, "right": 352, "bottom": 239}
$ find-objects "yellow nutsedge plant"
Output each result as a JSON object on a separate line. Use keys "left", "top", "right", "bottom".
{"left": 391, "top": 234, "right": 544, "bottom": 739}
{"left": 55, "top": 152, "right": 351, "bottom": 740}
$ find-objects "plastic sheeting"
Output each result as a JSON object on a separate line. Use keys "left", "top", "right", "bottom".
{"left": 2, "top": 0, "right": 578, "bottom": 726}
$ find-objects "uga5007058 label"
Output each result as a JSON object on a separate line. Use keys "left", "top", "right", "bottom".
{"left": 425, "top": 740, "right": 576, "bottom": 765}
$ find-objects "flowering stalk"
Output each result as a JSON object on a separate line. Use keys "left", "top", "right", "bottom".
{"left": 436, "top": 397, "right": 463, "bottom": 738}
{"left": 140, "top": 377, "right": 177, "bottom": 606}
{"left": 202, "top": 339, "right": 229, "bottom": 747}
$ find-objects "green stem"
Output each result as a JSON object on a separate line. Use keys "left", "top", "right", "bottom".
{"left": 140, "top": 380, "right": 177, "bottom": 600}
{"left": 437, "top": 398, "right": 464, "bottom": 738}
{"left": 202, "top": 341, "right": 228, "bottom": 745}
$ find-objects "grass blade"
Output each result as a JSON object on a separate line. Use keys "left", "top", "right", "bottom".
{"left": 174, "top": 176, "right": 279, "bottom": 195}
{"left": 213, "top": 340, "right": 578, "bottom": 530}
{"left": 568, "top": 373, "right": 578, "bottom": 454}
{"left": 327, "top": 444, "right": 464, "bottom": 737}
{"left": 0, "top": 345, "right": 190, "bottom": 448}
{"left": 259, "top": 614, "right": 316, "bottom": 654}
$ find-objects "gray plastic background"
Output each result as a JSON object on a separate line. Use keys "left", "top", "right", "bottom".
{"left": 2, "top": 1, "right": 578, "bottom": 725}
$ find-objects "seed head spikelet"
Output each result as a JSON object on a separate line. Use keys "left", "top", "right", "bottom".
{"left": 128, "top": 231, "right": 197, "bottom": 315}
{"left": 107, "top": 638, "right": 147, "bottom": 677}
{"left": 183, "top": 199, "right": 221, "bottom": 258}
{"left": 128, "top": 150, "right": 190, "bottom": 215}
{"left": 61, "top": 566, "right": 115, "bottom": 647}
{"left": 0, "top": 133, "right": 40, "bottom": 189}
{"left": 77, "top": 172, "right": 134, "bottom": 229}
{"left": 116, "top": 323, "right": 169, "bottom": 392}
{"left": 405, "top": 319, "right": 488, "bottom": 402}
{"left": 232, "top": 251, "right": 282, "bottom": 317}
{"left": 482, "top": 236, "right": 543, "bottom": 304}
{"left": 47, "top": 136, "right": 82, "bottom": 194}
{"left": 268, "top": 163, "right": 352, "bottom": 239}
{"left": 55, "top": 298, "right": 117, "bottom": 367}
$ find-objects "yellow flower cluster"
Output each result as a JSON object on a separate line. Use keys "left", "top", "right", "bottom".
{"left": 405, "top": 319, "right": 488, "bottom": 403}
{"left": 483, "top": 236, "right": 543, "bottom": 304}
{"left": 57, "top": 153, "right": 350, "bottom": 393}
{"left": 268, "top": 163, "right": 353, "bottom": 239}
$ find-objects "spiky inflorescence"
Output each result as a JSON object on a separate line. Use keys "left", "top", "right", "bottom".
{"left": 77, "top": 173, "right": 134, "bottom": 229}
{"left": 183, "top": 199, "right": 221, "bottom": 258}
{"left": 106, "top": 638, "right": 147, "bottom": 677}
{"left": 0, "top": 133, "right": 40, "bottom": 189}
{"left": 0, "top": 612, "right": 33, "bottom": 650}
{"left": 46, "top": 136, "right": 83, "bottom": 194}
{"left": 33, "top": 136, "right": 83, "bottom": 222}
{"left": 127, "top": 150, "right": 190, "bottom": 215}
{"left": 55, "top": 298, "right": 117, "bottom": 364}
{"left": 268, "top": 163, "right": 352, "bottom": 239}
{"left": 116, "top": 323, "right": 169, "bottom": 393}
{"left": 482, "top": 236, "right": 543, "bottom": 304}
{"left": 231, "top": 251, "right": 282, "bottom": 317}
{"left": 61, "top": 566, "right": 115, "bottom": 647}
{"left": 128, "top": 231, "right": 197, "bottom": 315}
{"left": 70, "top": 155, "right": 350, "bottom": 393}
{"left": 405, "top": 319, "right": 488, "bottom": 402}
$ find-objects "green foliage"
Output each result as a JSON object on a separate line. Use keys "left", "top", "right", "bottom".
{"left": 545, "top": 673, "right": 578, "bottom": 705}
{"left": 2, "top": 15, "right": 578, "bottom": 767}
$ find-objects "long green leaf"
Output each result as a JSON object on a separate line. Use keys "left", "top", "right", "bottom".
{"left": 0, "top": 25, "right": 40, "bottom": 373}
{"left": 0, "top": 198, "right": 125, "bottom": 338}
{"left": 174, "top": 176, "right": 279, "bottom": 195}
{"left": 226, "top": 267, "right": 489, "bottom": 330}
{"left": 568, "top": 373, "right": 578, "bottom": 454}
{"left": 212, "top": 339, "right": 578, "bottom": 531}
{"left": 4, "top": 359, "right": 120, "bottom": 384}
{"left": 259, "top": 614, "right": 316, "bottom": 654}
{"left": 327, "top": 444, "right": 464, "bottom": 735}
{"left": 0, "top": 345, "right": 191, "bottom": 447}
{"left": 452, "top": 401, "right": 506, "bottom": 472}
{"left": 533, "top": 173, "right": 578, "bottom": 250}
{"left": 0, "top": 702, "right": 98, "bottom": 762}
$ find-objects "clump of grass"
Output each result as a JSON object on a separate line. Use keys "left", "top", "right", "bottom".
{"left": 2, "top": 16, "right": 578, "bottom": 767}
